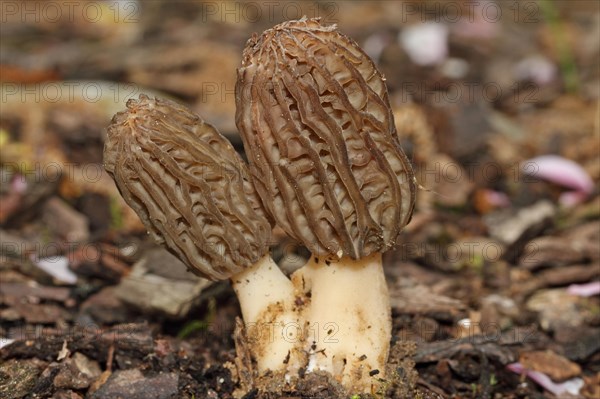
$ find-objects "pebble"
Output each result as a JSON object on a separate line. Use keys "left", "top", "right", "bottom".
{"left": 114, "top": 248, "right": 212, "bottom": 318}
{"left": 89, "top": 369, "right": 179, "bottom": 399}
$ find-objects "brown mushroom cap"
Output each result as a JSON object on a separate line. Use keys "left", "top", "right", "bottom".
{"left": 235, "top": 18, "right": 416, "bottom": 259}
{"left": 104, "top": 95, "right": 271, "bottom": 280}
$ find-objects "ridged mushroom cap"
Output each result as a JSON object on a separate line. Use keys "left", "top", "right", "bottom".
{"left": 235, "top": 18, "right": 416, "bottom": 259}
{"left": 104, "top": 95, "right": 272, "bottom": 280}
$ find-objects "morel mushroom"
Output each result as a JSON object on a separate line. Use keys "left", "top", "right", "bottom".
{"left": 103, "top": 95, "right": 299, "bottom": 373}
{"left": 236, "top": 18, "right": 416, "bottom": 392}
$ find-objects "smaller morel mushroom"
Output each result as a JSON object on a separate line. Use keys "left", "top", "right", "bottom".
{"left": 236, "top": 18, "right": 416, "bottom": 392}
{"left": 103, "top": 95, "right": 299, "bottom": 373}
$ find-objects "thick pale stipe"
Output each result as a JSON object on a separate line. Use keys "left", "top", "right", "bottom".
{"left": 232, "top": 254, "right": 300, "bottom": 373}
{"left": 293, "top": 253, "right": 391, "bottom": 392}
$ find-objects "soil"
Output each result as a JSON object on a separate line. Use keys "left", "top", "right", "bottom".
{"left": 1, "top": 1, "right": 599, "bottom": 398}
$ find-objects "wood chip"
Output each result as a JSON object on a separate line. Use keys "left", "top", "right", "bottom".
{"left": 0, "top": 282, "right": 70, "bottom": 302}
{"left": 489, "top": 202, "right": 556, "bottom": 244}
{"left": 519, "top": 236, "right": 588, "bottom": 270}
{"left": 519, "top": 350, "right": 582, "bottom": 381}
{"left": 42, "top": 197, "right": 89, "bottom": 243}
{"left": 414, "top": 334, "right": 515, "bottom": 365}
{"left": 12, "top": 303, "right": 69, "bottom": 324}
{"left": 390, "top": 285, "right": 468, "bottom": 322}
{"left": 513, "top": 263, "right": 600, "bottom": 298}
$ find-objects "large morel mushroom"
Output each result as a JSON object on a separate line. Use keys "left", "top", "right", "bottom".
{"left": 236, "top": 18, "right": 416, "bottom": 391}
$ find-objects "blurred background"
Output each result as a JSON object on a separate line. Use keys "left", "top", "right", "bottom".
{"left": 1, "top": 1, "right": 599, "bottom": 398}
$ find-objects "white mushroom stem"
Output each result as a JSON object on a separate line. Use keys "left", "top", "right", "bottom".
{"left": 293, "top": 253, "right": 391, "bottom": 392}
{"left": 231, "top": 254, "right": 299, "bottom": 373}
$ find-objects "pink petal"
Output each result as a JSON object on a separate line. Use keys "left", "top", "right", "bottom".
{"left": 559, "top": 191, "right": 590, "bottom": 207}
{"left": 567, "top": 282, "right": 600, "bottom": 297}
{"left": 483, "top": 189, "right": 511, "bottom": 208}
{"left": 515, "top": 55, "right": 557, "bottom": 86}
{"left": 507, "top": 363, "right": 584, "bottom": 396}
{"left": 363, "top": 33, "right": 392, "bottom": 64}
{"left": 507, "top": 362, "right": 525, "bottom": 373}
{"left": 32, "top": 256, "right": 78, "bottom": 285}
{"left": 522, "top": 155, "right": 594, "bottom": 194}
{"left": 400, "top": 23, "right": 448, "bottom": 66}
{"left": 11, "top": 174, "right": 28, "bottom": 193}
{"left": 0, "top": 338, "right": 15, "bottom": 349}
{"left": 451, "top": 1, "right": 499, "bottom": 40}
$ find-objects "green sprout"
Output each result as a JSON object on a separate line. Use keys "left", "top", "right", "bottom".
{"left": 490, "top": 373, "right": 498, "bottom": 386}
{"left": 109, "top": 196, "right": 124, "bottom": 230}
{"left": 178, "top": 297, "right": 216, "bottom": 339}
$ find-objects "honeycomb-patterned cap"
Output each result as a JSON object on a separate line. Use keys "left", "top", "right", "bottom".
{"left": 235, "top": 18, "right": 416, "bottom": 259}
{"left": 104, "top": 95, "right": 272, "bottom": 280}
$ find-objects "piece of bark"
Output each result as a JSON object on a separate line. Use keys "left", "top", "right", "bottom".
{"left": 414, "top": 334, "right": 516, "bottom": 365}
{"left": 1, "top": 323, "right": 155, "bottom": 364}
{"left": 69, "top": 244, "right": 129, "bottom": 282}
{"left": 486, "top": 200, "right": 555, "bottom": 246}
{"left": 79, "top": 286, "right": 130, "bottom": 325}
{"left": 514, "top": 263, "right": 600, "bottom": 298}
{"left": 425, "top": 154, "right": 474, "bottom": 208}
{"left": 88, "top": 369, "right": 179, "bottom": 399}
{"left": 5, "top": 302, "right": 70, "bottom": 324}
{"left": 564, "top": 221, "right": 600, "bottom": 261}
{"left": 485, "top": 201, "right": 556, "bottom": 263}
{"left": 519, "top": 236, "right": 589, "bottom": 270}
{"left": 560, "top": 327, "right": 600, "bottom": 361}
{"left": 42, "top": 197, "right": 89, "bottom": 243}
{"left": 390, "top": 285, "right": 468, "bottom": 322}
{"left": 0, "top": 282, "right": 70, "bottom": 303}
{"left": 519, "top": 350, "right": 581, "bottom": 381}
{"left": 538, "top": 263, "right": 600, "bottom": 286}
{"left": 526, "top": 289, "right": 586, "bottom": 332}
{"left": 114, "top": 249, "right": 213, "bottom": 318}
